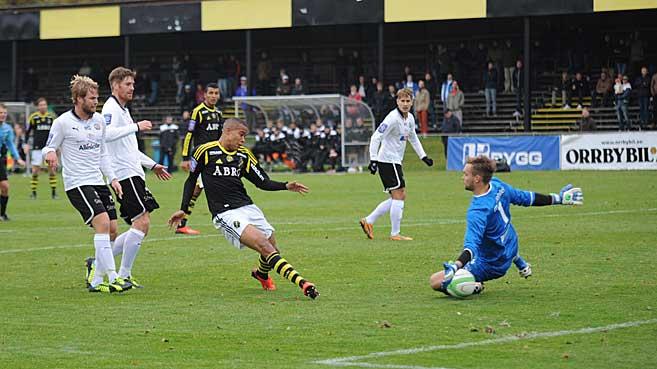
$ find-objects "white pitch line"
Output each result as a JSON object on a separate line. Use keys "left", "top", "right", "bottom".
{"left": 2, "top": 207, "right": 656, "bottom": 254}
{"left": 313, "top": 318, "right": 657, "bottom": 369}
{"left": 0, "top": 234, "right": 214, "bottom": 254}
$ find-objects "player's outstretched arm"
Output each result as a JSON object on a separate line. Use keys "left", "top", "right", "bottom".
{"left": 286, "top": 181, "right": 309, "bottom": 194}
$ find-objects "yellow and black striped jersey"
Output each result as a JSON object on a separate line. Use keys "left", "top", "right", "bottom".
{"left": 27, "top": 111, "right": 56, "bottom": 149}
{"left": 181, "top": 102, "right": 223, "bottom": 160}
{"left": 180, "top": 142, "right": 287, "bottom": 216}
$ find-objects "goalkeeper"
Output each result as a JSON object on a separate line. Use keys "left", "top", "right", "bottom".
{"left": 429, "top": 155, "right": 583, "bottom": 295}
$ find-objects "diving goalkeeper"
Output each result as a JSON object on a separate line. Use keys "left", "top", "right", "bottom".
{"left": 429, "top": 155, "right": 583, "bottom": 295}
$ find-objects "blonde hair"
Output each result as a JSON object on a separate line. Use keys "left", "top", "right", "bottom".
{"left": 396, "top": 87, "right": 413, "bottom": 99}
{"left": 108, "top": 66, "right": 136, "bottom": 87}
{"left": 70, "top": 75, "right": 98, "bottom": 104}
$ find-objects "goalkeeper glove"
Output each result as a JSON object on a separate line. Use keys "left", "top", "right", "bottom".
{"left": 368, "top": 160, "right": 378, "bottom": 175}
{"left": 551, "top": 184, "right": 583, "bottom": 205}
{"left": 441, "top": 261, "right": 458, "bottom": 290}
{"left": 422, "top": 156, "right": 434, "bottom": 167}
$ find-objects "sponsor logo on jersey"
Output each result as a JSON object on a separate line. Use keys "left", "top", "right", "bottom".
{"left": 212, "top": 166, "right": 241, "bottom": 177}
{"left": 190, "top": 157, "right": 198, "bottom": 171}
{"left": 206, "top": 123, "right": 221, "bottom": 131}
{"left": 188, "top": 120, "right": 196, "bottom": 131}
{"left": 79, "top": 142, "right": 101, "bottom": 151}
{"left": 377, "top": 123, "right": 388, "bottom": 133}
{"left": 103, "top": 114, "right": 112, "bottom": 126}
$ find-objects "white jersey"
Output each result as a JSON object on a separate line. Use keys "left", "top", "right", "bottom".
{"left": 42, "top": 110, "right": 116, "bottom": 191}
{"left": 369, "top": 108, "right": 426, "bottom": 164}
{"left": 102, "top": 96, "right": 156, "bottom": 181}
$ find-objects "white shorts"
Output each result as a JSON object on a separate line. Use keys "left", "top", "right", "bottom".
{"left": 212, "top": 204, "right": 274, "bottom": 249}
{"left": 30, "top": 150, "right": 44, "bottom": 167}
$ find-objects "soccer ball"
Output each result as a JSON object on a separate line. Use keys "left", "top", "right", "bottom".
{"left": 446, "top": 269, "right": 479, "bottom": 298}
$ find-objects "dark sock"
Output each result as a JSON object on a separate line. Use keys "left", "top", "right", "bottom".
{"left": 0, "top": 195, "right": 8, "bottom": 216}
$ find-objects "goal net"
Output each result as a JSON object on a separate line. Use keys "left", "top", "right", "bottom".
{"left": 233, "top": 94, "right": 374, "bottom": 170}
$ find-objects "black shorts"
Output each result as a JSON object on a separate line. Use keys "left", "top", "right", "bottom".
{"left": 378, "top": 162, "right": 405, "bottom": 192}
{"left": 116, "top": 176, "right": 159, "bottom": 225}
{"left": 0, "top": 156, "right": 6, "bottom": 181}
{"left": 66, "top": 185, "right": 117, "bottom": 225}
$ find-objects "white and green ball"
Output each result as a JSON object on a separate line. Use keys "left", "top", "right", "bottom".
{"left": 446, "top": 269, "right": 478, "bottom": 298}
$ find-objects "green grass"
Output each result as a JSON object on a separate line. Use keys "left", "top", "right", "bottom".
{"left": 1, "top": 137, "right": 656, "bottom": 369}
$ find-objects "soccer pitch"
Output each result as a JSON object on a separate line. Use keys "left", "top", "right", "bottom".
{"left": 1, "top": 138, "right": 656, "bottom": 369}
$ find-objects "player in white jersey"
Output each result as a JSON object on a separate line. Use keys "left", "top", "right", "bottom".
{"left": 359, "top": 88, "right": 434, "bottom": 241}
{"left": 42, "top": 75, "right": 132, "bottom": 293}
{"left": 95, "top": 66, "right": 172, "bottom": 288}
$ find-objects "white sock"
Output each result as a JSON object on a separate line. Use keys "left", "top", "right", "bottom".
{"left": 119, "top": 228, "right": 145, "bottom": 278}
{"left": 112, "top": 231, "right": 129, "bottom": 256}
{"left": 390, "top": 200, "right": 404, "bottom": 236}
{"left": 366, "top": 198, "right": 392, "bottom": 224}
{"left": 93, "top": 234, "right": 117, "bottom": 286}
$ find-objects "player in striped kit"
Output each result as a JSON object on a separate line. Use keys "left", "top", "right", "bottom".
{"left": 359, "top": 88, "right": 434, "bottom": 241}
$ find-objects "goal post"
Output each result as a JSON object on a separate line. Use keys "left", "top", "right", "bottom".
{"left": 233, "top": 94, "right": 375, "bottom": 169}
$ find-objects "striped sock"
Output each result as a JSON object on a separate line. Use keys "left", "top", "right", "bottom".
{"left": 49, "top": 174, "right": 57, "bottom": 196}
{"left": 30, "top": 174, "right": 38, "bottom": 195}
{"left": 266, "top": 252, "right": 306, "bottom": 288}
{"left": 178, "top": 194, "right": 198, "bottom": 228}
{"left": 256, "top": 254, "right": 272, "bottom": 279}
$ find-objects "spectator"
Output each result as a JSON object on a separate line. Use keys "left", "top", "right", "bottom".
{"left": 348, "top": 84, "right": 362, "bottom": 101}
{"left": 440, "top": 73, "right": 453, "bottom": 112}
{"left": 178, "top": 110, "right": 191, "bottom": 138}
{"left": 256, "top": 51, "right": 272, "bottom": 95}
{"left": 635, "top": 66, "right": 651, "bottom": 130}
{"left": 291, "top": 77, "right": 305, "bottom": 95}
{"left": 612, "top": 37, "right": 628, "bottom": 77}
{"left": 473, "top": 43, "right": 488, "bottom": 73}
{"left": 454, "top": 43, "right": 471, "bottom": 86}
{"left": 195, "top": 83, "right": 205, "bottom": 104}
{"left": 571, "top": 72, "right": 588, "bottom": 109}
{"left": 615, "top": 75, "right": 632, "bottom": 130}
{"left": 384, "top": 84, "right": 397, "bottom": 114}
{"left": 502, "top": 40, "right": 517, "bottom": 93}
{"left": 487, "top": 41, "right": 503, "bottom": 88}
{"left": 349, "top": 50, "right": 362, "bottom": 85}
{"left": 180, "top": 84, "right": 195, "bottom": 113}
{"left": 441, "top": 110, "right": 461, "bottom": 158}
{"left": 23, "top": 67, "right": 38, "bottom": 103}
{"left": 148, "top": 57, "right": 161, "bottom": 105}
{"left": 414, "top": 80, "right": 430, "bottom": 137}
{"left": 512, "top": 59, "right": 524, "bottom": 114}
{"left": 133, "top": 68, "right": 148, "bottom": 104}
{"left": 276, "top": 75, "right": 291, "bottom": 95}
{"left": 357, "top": 75, "right": 367, "bottom": 99}
{"left": 424, "top": 72, "right": 438, "bottom": 129}
{"left": 592, "top": 71, "right": 613, "bottom": 108}
{"left": 447, "top": 81, "right": 465, "bottom": 125}
{"left": 159, "top": 116, "right": 179, "bottom": 172}
{"left": 172, "top": 56, "right": 184, "bottom": 102}
{"left": 215, "top": 55, "right": 227, "bottom": 97}
{"left": 225, "top": 54, "right": 241, "bottom": 98}
{"left": 651, "top": 70, "right": 657, "bottom": 130}
{"left": 404, "top": 74, "right": 418, "bottom": 96}
{"left": 78, "top": 60, "right": 92, "bottom": 77}
{"left": 437, "top": 44, "right": 451, "bottom": 80}
{"left": 578, "top": 108, "right": 596, "bottom": 131}
{"left": 557, "top": 71, "right": 572, "bottom": 109}
{"left": 371, "top": 81, "right": 387, "bottom": 125}
{"left": 629, "top": 31, "right": 644, "bottom": 76}
{"left": 366, "top": 77, "right": 378, "bottom": 105}
{"left": 483, "top": 62, "right": 498, "bottom": 117}
{"left": 335, "top": 48, "right": 348, "bottom": 93}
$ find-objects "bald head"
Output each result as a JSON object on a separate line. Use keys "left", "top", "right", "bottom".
{"left": 219, "top": 118, "right": 248, "bottom": 150}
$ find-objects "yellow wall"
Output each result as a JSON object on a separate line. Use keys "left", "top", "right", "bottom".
{"left": 40, "top": 6, "right": 120, "bottom": 39}
{"left": 202, "top": 0, "right": 291, "bottom": 31}
{"left": 385, "top": 0, "right": 486, "bottom": 22}
{"left": 594, "top": 0, "right": 657, "bottom": 12}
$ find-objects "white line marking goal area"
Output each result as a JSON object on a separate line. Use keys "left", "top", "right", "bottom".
{"left": 312, "top": 318, "right": 657, "bottom": 369}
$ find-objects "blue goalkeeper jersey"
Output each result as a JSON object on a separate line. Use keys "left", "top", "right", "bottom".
{"left": 0, "top": 121, "right": 20, "bottom": 159}
{"left": 463, "top": 177, "right": 535, "bottom": 275}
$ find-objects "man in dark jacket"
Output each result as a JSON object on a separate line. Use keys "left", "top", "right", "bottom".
{"left": 635, "top": 66, "right": 651, "bottom": 130}
{"left": 483, "top": 62, "right": 498, "bottom": 117}
{"left": 159, "top": 116, "right": 179, "bottom": 172}
{"left": 441, "top": 109, "right": 461, "bottom": 158}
